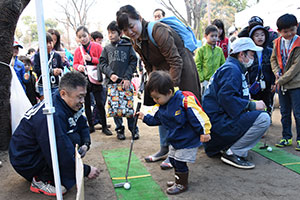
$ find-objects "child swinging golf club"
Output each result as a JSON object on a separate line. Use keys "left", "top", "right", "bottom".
{"left": 137, "top": 71, "right": 211, "bottom": 195}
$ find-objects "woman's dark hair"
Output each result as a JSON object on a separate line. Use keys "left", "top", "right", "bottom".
{"left": 205, "top": 25, "right": 218, "bottom": 36}
{"left": 116, "top": 5, "right": 140, "bottom": 30}
{"left": 47, "top": 29, "right": 62, "bottom": 51}
{"left": 276, "top": 14, "right": 298, "bottom": 31}
{"left": 146, "top": 71, "right": 174, "bottom": 95}
{"left": 107, "top": 21, "right": 121, "bottom": 35}
{"left": 76, "top": 26, "right": 89, "bottom": 35}
{"left": 46, "top": 33, "right": 53, "bottom": 43}
{"left": 212, "top": 19, "right": 225, "bottom": 40}
{"left": 59, "top": 71, "right": 87, "bottom": 91}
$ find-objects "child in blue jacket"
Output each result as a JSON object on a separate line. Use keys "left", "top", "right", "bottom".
{"left": 137, "top": 71, "right": 211, "bottom": 195}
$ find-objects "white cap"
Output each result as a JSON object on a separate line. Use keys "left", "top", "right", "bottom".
{"left": 230, "top": 37, "right": 263, "bottom": 54}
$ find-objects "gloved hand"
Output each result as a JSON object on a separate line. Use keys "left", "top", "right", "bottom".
{"left": 78, "top": 144, "right": 89, "bottom": 158}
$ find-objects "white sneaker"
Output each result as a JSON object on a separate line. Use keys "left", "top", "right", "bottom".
{"left": 30, "top": 177, "right": 67, "bottom": 196}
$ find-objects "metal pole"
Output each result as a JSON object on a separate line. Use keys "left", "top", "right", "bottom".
{"left": 35, "top": 0, "right": 63, "bottom": 199}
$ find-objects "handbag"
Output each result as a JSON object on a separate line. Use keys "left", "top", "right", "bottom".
{"left": 86, "top": 65, "right": 102, "bottom": 85}
{"left": 249, "top": 53, "right": 263, "bottom": 95}
{"left": 107, "top": 81, "right": 134, "bottom": 118}
{"left": 79, "top": 45, "right": 103, "bottom": 85}
{"left": 249, "top": 81, "right": 261, "bottom": 95}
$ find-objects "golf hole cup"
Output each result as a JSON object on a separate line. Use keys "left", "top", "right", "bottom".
{"left": 124, "top": 182, "right": 131, "bottom": 190}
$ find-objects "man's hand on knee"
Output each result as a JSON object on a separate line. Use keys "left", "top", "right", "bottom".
{"left": 255, "top": 100, "right": 266, "bottom": 111}
{"left": 88, "top": 166, "right": 100, "bottom": 179}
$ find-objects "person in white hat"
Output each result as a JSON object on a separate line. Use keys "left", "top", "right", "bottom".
{"left": 202, "top": 37, "right": 271, "bottom": 169}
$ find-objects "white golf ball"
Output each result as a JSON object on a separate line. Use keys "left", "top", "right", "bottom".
{"left": 124, "top": 182, "right": 131, "bottom": 190}
{"left": 267, "top": 147, "right": 272, "bottom": 152}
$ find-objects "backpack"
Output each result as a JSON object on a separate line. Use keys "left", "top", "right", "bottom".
{"left": 182, "top": 91, "right": 203, "bottom": 111}
{"left": 147, "top": 16, "right": 198, "bottom": 52}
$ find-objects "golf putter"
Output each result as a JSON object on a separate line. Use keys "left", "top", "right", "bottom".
{"left": 114, "top": 102, "right": 142, "bottom": 188}
{"left": 259, "top": 128, "right": 269, "bottom": 149}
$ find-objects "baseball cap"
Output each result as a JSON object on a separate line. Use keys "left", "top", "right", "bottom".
{"left": 230, "top": 37, "right": 263, "bottom": 54}
{"left": 13, "top": 41, "right": 23, "bottom": 49}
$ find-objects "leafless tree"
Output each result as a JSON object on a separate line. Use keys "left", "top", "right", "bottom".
{"left": 0, "top": 0, "right": 31, "bottom": 150}
{"left": 56, "top": 0, "right": 97, "bottom": 32}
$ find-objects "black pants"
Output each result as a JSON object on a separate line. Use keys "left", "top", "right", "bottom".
{"left": 85, "top": 82, "right": 107, "bottom": 128}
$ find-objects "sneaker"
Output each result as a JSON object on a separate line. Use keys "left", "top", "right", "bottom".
{"left": 30, "top": 177, "right": 67, "bottom": 196}
{"left": 160, "top": 157, "right": 173, "bottom": 170}
{"left": 117, "top": 133, "right": 126, "bottom": 140}
{"left": 102, "top": 127, "right": 113, "bottom": 136}
{"left": 133, "top": 131, "right": 139, "bottom": 140}
{"left": 221, "top": 153, "right": 255, "bottom": 169}
{"left": 275, "top": 138, "right": 292, "bottom": 147}
{"left": 296, "top": 140, "right": 300, "bottom": 151}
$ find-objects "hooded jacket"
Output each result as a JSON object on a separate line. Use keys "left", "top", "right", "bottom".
{"left": 9, "top": 90, "right": 91, "bottom": 190}
{"left": 202, "top": 57, "right": 262, "bottom": 156}
{"left": 131, "top": 19, "right": 201, "bottom": 101}
{"left": 99, "top": 37, "right": 137, "bottom": 85}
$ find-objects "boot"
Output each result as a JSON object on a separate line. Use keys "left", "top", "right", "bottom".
{"left": 116, "top": 126, "right": 125, "bottom": 140}
{"left": 166, "top": 171, "right": 188, "bottom": 195}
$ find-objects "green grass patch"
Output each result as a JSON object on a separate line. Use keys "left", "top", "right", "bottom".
{"left": 102, "top": 148, "right": 168, "bottom": 200}
{"left": 252, "top": 142, "right": 300, "bottom": 174}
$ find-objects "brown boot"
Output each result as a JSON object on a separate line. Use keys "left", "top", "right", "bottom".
{"left": 166, "top": 171, "right": 188, "bottom": 195}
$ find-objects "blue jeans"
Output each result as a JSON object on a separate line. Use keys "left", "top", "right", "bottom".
{"left": 114, "top": 117, "right": 138, "bottom": 133}
{"left": 278, "top": 87, "right": 300, "bottom": 140}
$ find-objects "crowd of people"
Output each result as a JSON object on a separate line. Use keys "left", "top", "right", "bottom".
{"left": 5, "top": 4, "right": 300, "bottom": 197}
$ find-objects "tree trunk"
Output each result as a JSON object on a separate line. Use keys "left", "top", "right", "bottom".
{"left": 0, "top": 0, "right": 30, "bottom": 150}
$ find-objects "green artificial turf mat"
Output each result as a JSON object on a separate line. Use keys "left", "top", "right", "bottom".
{"left": 252, "top": 142, "right": 300, "bottom": 174}
{"left": 102, "top": 148, "right": 168, "bottom": 200}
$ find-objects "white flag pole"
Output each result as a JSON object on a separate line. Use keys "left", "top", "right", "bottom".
{"left": 35, "top": 0, "right": 63, "bottom": 199}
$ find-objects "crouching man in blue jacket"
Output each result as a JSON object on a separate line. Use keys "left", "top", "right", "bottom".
{"left": 202, "top": 38, "right": 271, "bottom": 169}
{"left": 9, "top": 71, "right": 99, "bottom": 196}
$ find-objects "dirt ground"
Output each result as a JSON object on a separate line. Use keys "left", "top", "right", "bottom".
{"left": 1, "top": 107, "right": 300, "bottom": 200}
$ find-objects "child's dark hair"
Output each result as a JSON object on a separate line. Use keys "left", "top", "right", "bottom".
{"left": 276, "top": 14, "right": 298, "bottom": 31}
{"left": 212, "top": 19, "right": 225, "bottom": 40}
{"left": 153, "top": 8, "right": 165, "bottom": 17}
{"left": 46, "top": 33, "right": 53, "bottom": 43}
{"left": 27, "top": 48, "right": 35, "bottom": 55}
{"left": 116, "top": 5, "right": 140, "bottom": 30}
{"left": 107, "top": 21, "right": 121, "bottom": 35}
{"left": 146, "top": 71, "right": 174, "bottom": 95}
{"left": 91, "top": 31, "right": 103, "bottom": 40}
{"left": 76, "top": 26, "right": 89, "bottom": 35}
{"left": 205, "top": 25, "right": 218, "bottom": 36}
{"left": 47, "top": 29, "right": 62, "bottom": 51}
{"left": 59, "top": 71, "right": 87, "bottom": 91}
{"left": 18, "top": 55, "right": 32, "bottom": 66}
